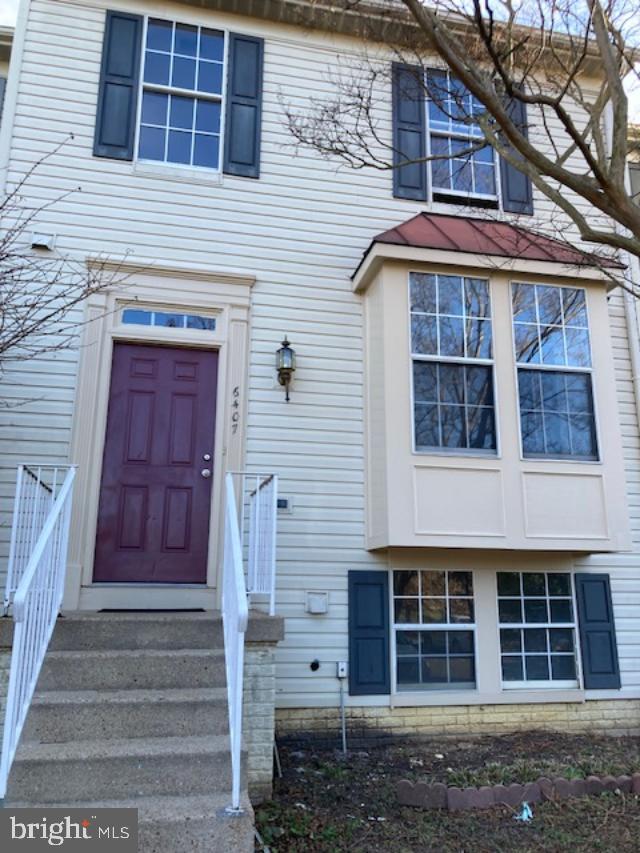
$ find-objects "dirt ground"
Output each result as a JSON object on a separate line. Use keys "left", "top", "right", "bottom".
{"left": 255, "top": 732, "right": 640, "bottom": 852}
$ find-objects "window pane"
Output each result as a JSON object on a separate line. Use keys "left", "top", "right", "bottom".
{"left": 422, "top": 571, "right": 445, "bottom": 596}
{"left": 465, "top": 318, "right": 492, "bottom": 358}
{"left": 452, "top": 158, "right": 473, "bottom": 193}
{"left": 439, "top": 363, "right": 465, "bottom": 404}
{"left": 551, "top": 655, "right": 576, "bottom": 680}
{"left": 521, "top": 411, "right": 545, "bottom": 455}
{"left": 198, "top": 61, "right": 223, "bottom": 95}
{"left": 464, "top": 279, "right": 490, "bottom": 318}
{"left": 147, "top": 19, "right": 173, "bottom": 52}
{"left": 449, "top": 598, "right": 474, "bottom": 624}
{"left": 185, "top": 315, "right": 216, "bottom": 331}
{"left": 541, "top": 373, "right": 567, "bottom": 412}
{"left": 139, "top": 126, "right": 166, "bottom": 161}
{"left": 122, "top": 309, "right": 152, "bottom": 325}
{"left": 172, "top": 56, "right": 196, "bottom": 89}
{"left": 193, "top": 134, "right": 219, "bottom": 169}
{"left": 438, "top": 276, "right": 463, "bottom": 316}
{"left": 540, "top": 326, "right": 565, "bottom": 365}
{"left": 502, "top": 656, "right": 523, "bottom": 681}
{"left": 422, "top": 598, "right": 447, "bottom": 623}
{"left": 550, "top": 599, "right": 573, "bottom": 623}
{"left": 518, "top": 370, "right": 541, "bottom": 411}
{"left": 565, "top": 327, "right": 591, "bottom": 367}
{"left": 170, "top": 95, "right": 194, "bottom": 129}
{"left": 167, "top": 130, "right": 191, "bottom": 164}
{"left": 154, "top": 312, "right": 184, "bottom": 328}
{"left": 394, "top": 571, "right": 419, "bottom": 596}
{"left": 144, "top": 51, "right": 170, "bottom": 85}
{"left": 398, "top": 658, "right": 420, "bottom": 684}
{"left": 523, "top": 628, "right": 547, "bottom": 652}
{"left": 499, "top": 599, "right": 522, "bottom": 623}
{"left": 431, "top": 138, "right": 451, "bottom": 189}
{"left": 200, "top": 29, "right": 224, "bottom": 61}
{"left": 174, "top": 23, "right": 197, "bottom": 56}
{"left": 544, "top": 412, "right": 571, "bottom": 456}
{"left": 448, "top": 571, "right": 473, "bottom": 596}
{"left": 141, "top": 91, "right": 168, "bottom": 125}
{"left": 450, "top": 656, "right": 475, "bottom": 682}
{"left": 394, "top": 599, "right": 419, "bottom": 623}
{"left": 397, "top": 631, "right": 420, "bottom": 655}
{"left": 439, "top": 316, "right": 464, "bottom": 357}
{"left": 414, "top": 404, "right": 440, "bottom": 448}
{"left": 566, "top": 373, "right": 592, "bottom": 413}
{"left": 512, "top": 284, "right": 538, "bottom": 323}
{"left": 514, "top": 323, "right": 541, "bottom": 363}
{"left": 498, "top": 572, "right": 520, "bottom": 596}
{"left": 525, "top": 655, "right": 550, "bottom": 680}
{"left": 562, "top": 288, "right": 588, "bottom": 327}
{"left": 422, "top": 657, "right": 448, "bottom": 683}
{"left": 413, "top": 363, "right": 438, "bottom": 403}
{"left": 549, "top": 628, "right": 573, "bottom": 652}
{"left": 440, "top": 405, "right": 467, "bottom": 448}
{"left": 537, "top": 286, "right": 562, "bottom": 325}
{"left": 524, "top": 599, "right": 548, "bottom": 623}
{"left": 474, "top": 163, "right": 495, "bottom": 195}
{"left": 466, "top": 366, "right": 493, "bottom": 406}
{"left": 411, "top": 315, "right": 438, "bottom": 354}
{"left": 195, "top": 100, "right": 221, "bottom": 133}
{"left": 500, "top": 628, "right": 521, "bottom": 653}
{"left": 523, "top": 573, "right": 546, "bottom": 596}
{"left": 421, "top": 631, "right": 446, "bottom": 654}
{"left": 449, "top": 630, "right": 474, "bottom": 654}
{"left": 410, "top": 273, "right": 437, "bottom": 313}
{"left": 570, "top": 414, "right": 597, "bottom": 458}
{"left": 548, "top": 574, "right": 571, "bottom": 596}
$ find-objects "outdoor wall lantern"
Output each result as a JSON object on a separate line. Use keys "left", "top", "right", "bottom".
{"left": 276, "top": 337, "right": 296, "bottom": 402}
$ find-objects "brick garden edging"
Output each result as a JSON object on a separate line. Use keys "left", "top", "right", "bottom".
{"left": 396, "top": 772, "right": 640, "bottom": 811}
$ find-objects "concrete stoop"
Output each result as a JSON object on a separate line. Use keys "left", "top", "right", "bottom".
{"left": 4, "top": 612, "right": 255, "bottom": 853}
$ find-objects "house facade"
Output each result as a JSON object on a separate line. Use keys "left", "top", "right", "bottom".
{"left": 0, "top": 0, "right": 639, "bottom": 745}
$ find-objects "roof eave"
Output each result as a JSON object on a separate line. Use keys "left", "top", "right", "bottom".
{"left": 352, "top": 242, "right": 619, "bottom": 293}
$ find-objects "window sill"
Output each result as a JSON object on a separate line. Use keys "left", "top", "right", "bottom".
{"left": 391, "top": 687, "right": 585, "bottom": 707}
{"left": 133, "top": 160, "right": 225, "bottom": 186}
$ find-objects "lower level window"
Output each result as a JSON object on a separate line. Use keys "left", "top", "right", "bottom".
{"left": 498, "top": 571, "right": 578, "bottom": 687}
{"left": 393, "top": 570, "right": 476, "bottom": 691}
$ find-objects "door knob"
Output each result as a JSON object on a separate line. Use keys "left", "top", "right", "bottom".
{"left": 201, "top": 469, "right": 212, "bottom": 478}
{"left": 203, "top": 453, "right": 211, "bottom": 461}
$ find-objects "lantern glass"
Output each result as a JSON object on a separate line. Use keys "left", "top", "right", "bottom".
{"left": 277, "top": 341, "right": 295, "bottom": 372}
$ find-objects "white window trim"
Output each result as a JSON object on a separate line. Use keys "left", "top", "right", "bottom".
{"left": 408, "top": 271, "right": 500, "bottom": 456}
{"left": 391, "top": 569, "right": 478, "bottom": 694}
{"left": 497, "top": 570, "right": 582, "bottom": 690}
{"left": 509, "top": 280, "right": 601, "bottom": 464}
{"left": 424, "top": 68, "right": 503, "bottom": 207}
{"left": 133, "top": 16, "right": 229, "bottom": 174}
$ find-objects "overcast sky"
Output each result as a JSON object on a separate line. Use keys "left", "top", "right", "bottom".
{"left": 0, "top": 0, "right": 638, "bottom": 122}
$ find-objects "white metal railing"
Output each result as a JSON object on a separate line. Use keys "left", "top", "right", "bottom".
{"left": 0, "top": 465, "right": 76, "bottom": 800}
{"left": 3, "top": 465, "right": 73, "bottom": 614}
{"left": 222, "top": 473, "right": 249, "bottom": 814}
{"left": 222, "top": 471, "right": 278, "bottom": 813}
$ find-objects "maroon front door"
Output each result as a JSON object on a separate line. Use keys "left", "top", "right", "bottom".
{"left": 93, "top": 342, "right": 218, "bottom": 583}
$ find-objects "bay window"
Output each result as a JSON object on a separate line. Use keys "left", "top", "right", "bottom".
{"left": 512, "top": 283, "right": 598, "bottom": 460}
{"left": 411, "top": 272, "right": 496, "bottom": 452}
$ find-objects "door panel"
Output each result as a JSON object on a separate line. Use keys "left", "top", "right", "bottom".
{"left": 93, "top": 342, "right": 218, "bottom": 583}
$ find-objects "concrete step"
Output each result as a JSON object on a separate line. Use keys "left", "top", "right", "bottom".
{"left": 22, "top": 688, "right": 229, "bottom": 742}
{"left": 7, "top": 735, "right": 241, "bottom": 803}
{"left": 38, "top": 648, "right": 227, "bottom": 691}
{"left": 8, "top": 793, "right": 255, "bottom": 853}
{"left": 49, "top": 612, "right": 224, "bottom": 651}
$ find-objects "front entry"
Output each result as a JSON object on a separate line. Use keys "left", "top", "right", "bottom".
{"left": 93, "top": 342, "right": 218, "bottom": 584}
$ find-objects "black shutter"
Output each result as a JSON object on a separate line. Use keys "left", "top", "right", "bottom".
{"left": 575, "top": 573, "right": 621, "bottom": 689}
{"left": 223, "top": 33, "right": 264, "bottom": 179}
{"left": 499, "top": 95, "right": 533, "bottom": 214}
{"left": 93, "top": 11, "right": 143, "bottom": 160}
{"left": 392, "top": 63, "right": 427, "bottom": 201}
{"left": 0, "top": 77, "right": 7, "bottom": 126}
{"left": 348, "top": 571, "right": 390, "bottom": 696}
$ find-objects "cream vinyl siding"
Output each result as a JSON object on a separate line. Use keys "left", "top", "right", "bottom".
{"left": 0, "top": 0, "right": 639, "bottom": 704}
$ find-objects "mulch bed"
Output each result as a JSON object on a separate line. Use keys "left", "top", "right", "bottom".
{"left": 255, "top": 732, "right": 640, "bottom": 851}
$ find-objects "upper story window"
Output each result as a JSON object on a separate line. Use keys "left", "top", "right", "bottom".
{"left": 512, "top": 283, "right": 598, "bottom": 460}
{"left": 410, "top": 272, "right": 496, "bottom": 453}
{"left": 138, "top": 19, "right": 225, "bottom": 169}
{"left": 427, "top": 70, "right": 498, "bottom": 203}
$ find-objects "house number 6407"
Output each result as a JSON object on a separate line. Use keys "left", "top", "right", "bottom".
{"left": 231, "top": 386, "right": 240, "bottom": 434}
